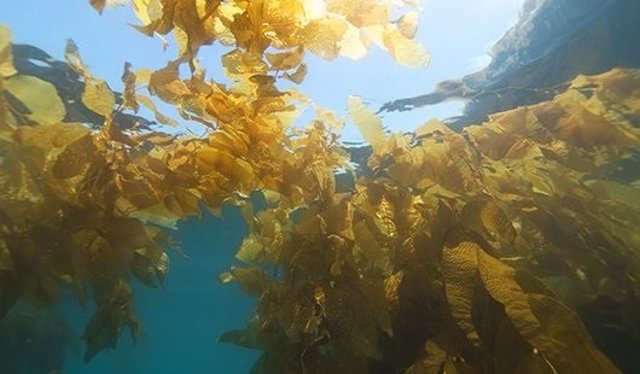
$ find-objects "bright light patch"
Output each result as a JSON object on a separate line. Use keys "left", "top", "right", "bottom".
{"left": 304, "top": 0, "right": 327, "bottom": 20}
{"left": 106, "top": 0, "right": 130, "bottom": 7}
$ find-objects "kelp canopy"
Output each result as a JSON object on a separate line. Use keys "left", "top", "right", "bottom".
{"left": 1, "top": 1, "right": 639, "bottom": 373}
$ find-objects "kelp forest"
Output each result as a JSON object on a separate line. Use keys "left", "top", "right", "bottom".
{"left": 1, "top": 1, "right": 639, "bottom": 373}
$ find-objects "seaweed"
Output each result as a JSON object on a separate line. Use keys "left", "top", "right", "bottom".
{"left": 1, "top": 2, "right": 639, "bottom": 372}
{"left": 224, "top": 70, "right": 640, "bottom": 373}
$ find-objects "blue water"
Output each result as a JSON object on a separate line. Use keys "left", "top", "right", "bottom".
{"left": 59, "top": 207, "right": 260, "bottom": 374}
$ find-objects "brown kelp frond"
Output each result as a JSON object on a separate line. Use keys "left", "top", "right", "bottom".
{"left": 223, "top": 69, "right": 640, "bottom": 373}
{"left": 1, "top": 1, "right": 639, "bottom": 371}
{"left": 1, "top": 0, "right": 428, "bottom": 360}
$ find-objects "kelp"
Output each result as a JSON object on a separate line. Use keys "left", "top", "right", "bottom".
{"left": 0, "top": 0, "right": 425, "bottom": 361}
{"left": 223, "top": 69, "right": 640, "bottom": 374}
{"left": 1, "top": 1, "right": 639, "bottom": 372}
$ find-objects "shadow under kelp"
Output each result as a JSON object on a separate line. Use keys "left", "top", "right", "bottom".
{"left": 0, "top": 302, "right": 78, "bottom": 374}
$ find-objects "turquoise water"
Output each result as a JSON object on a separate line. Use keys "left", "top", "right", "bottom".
{"left": 74, "top": 207, "right": 260, "bottom": 373}
{"left": 1, "top": 207, "right": 259, "bottom": 373}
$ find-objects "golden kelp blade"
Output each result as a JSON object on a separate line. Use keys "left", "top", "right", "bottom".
{"left": 89, "top": 0, "right": 107, "bottom": 13}
{"left": 327, "top": 0, "right": 389, "bottom": 27}
{"left": 442, "top": 242, "right": 481, "bottom": 346}
{"left": 339, "top": 24, "right": 372, "bottom": 60}
{"left": 136, "top": 94, "right": 178, "bottom": 126}
{"left": 348, "top": 96, "right": 386, "bottom": 152}
{"left": 64, "top": 39, "right": 117, "bottom": 119}
{"left": 65, "top": 39, "right": 90, "bottom": 77}
{"left": 121, "top": 62, "right": 140, "bottom": 113}
{"left": 282, "top": 63, "right": 307, "bottom": 84}
{"left": 3, "top": 75, "right": 66, "bottom": 124}
{"left": 0, "top": 24, "right": 17, "bottom": 77}
{"left": 301, "top": 18, "right": 349, "bottom": 60}
{"left": 83, "top": 78, "right": 116, "bottom": 117}
{"left": 398, "top": 12, "right": 419, "bottom": 39}
{"left": 130, "top": 0, "right": 162, "bottom": 25}
{"left": 382, "top": 24, "right": 430, "bottom": 67}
